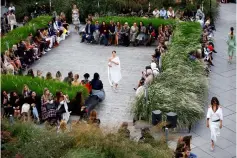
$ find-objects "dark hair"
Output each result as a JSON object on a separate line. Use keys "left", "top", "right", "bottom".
{"left": 68, "top": 71, "right": 73, "bottom": 77}
{"left": 75, "top": 91, "right": 82, "bottom": 100}
{"left": 27, "top": 69, "right": 35, "bottom": 78}
{"left": 211, "top": 97, "right": 219, "bottom": 106}
{"left": 93, "top": 73, "right": 100, "bottom": 80}
{"left": 182, "top": 135, "right": 192, "bottom": 150}
{"left": 230, "top": 27, "right": 234, "bottom": 38}
{"left": 56, "top": 71, "right": 62, "bottom": 78}
{"left": 55, "top": 91, "right": 62, "bottom": 101}
{"left": 112, "top": 50, "right": 116, "bottom": 54}
{"left": 84, "top": 73, "right": 90, "bottom": 79}
{"left": 197, "top": 5, "right": 201, "bottom": 9}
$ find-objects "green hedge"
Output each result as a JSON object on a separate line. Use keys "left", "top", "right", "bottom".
{"left": 1, "top": 75, "right": 88, "bottom": 99}
{"left": 1, "top": 16, "right": 52, "bottom": 54}
{"left": 97, "top": 16, "right": 176, "bottom": 28}
{"left": 133, "top": 22, "right": 208, "bottom": 127}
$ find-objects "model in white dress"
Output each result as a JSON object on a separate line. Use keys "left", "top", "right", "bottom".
{"left": 108, "top": 51, "right": 122, "bottom": 90}
{"left": 206, "top": 97, "right": 223, "bottom": 151}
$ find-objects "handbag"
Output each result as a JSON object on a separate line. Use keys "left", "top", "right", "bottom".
{"left": 46, "top": 103, "right": 55, "bottom": 110}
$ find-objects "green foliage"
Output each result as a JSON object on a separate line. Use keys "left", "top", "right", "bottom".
{"left": 97, "top": 16, "right": 176, "bottom": 28}
{"left": 133, "top": 22, "right": 208, "bottom": 127}
{"left": 1, "top": 120, "right": 75, "bottom": 158}
{"left": 1, "top": 16, "right": 51, "bottom": 54}
{"left": 2, "top": 121, "right": 173, "bottom": 158}
{"left": 1, "top": 75, "right": 88, "bottom": 99}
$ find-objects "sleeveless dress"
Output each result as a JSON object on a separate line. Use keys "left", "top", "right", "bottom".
{"left": 72, "top": 9, "right": 80, "bottom": 26}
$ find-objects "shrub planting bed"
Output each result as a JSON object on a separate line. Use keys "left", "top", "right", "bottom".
{"left": 133, "top": 22, "right": 208, "bottom": 127}
{"left": 1, "top": 16, "right": 52, "bottom": 53}
{"left": 1, "top": 75, "right": 88, "bottom": 99}
{"left": 1, "top": 120, "right": 173, "bottom": 158}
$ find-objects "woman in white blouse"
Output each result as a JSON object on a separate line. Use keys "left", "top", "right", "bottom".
{"left": 167, "top": 7, "right": 175, "bottom": 19}
{"left": 206, "top": 97, "right": 223, "bottom": 151}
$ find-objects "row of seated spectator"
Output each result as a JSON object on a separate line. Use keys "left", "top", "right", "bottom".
{"left": 81, "top": 19, "right": 173, "bottom": 47}
{"left": 2, "top": 70, "right": 105, "bottom": 124}
{"left": 1, "top": 15, "right": 70, "bottom": 75}
{"left": 133, "top": 24, "right": 173, "bottom": 97}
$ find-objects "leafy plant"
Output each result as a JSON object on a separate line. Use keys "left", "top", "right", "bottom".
{"left": 1, "top": 75, "right": 88, "bottom": 99}
{"left": 1, "top": 16, "right": 51, "bottom": 54}
{"left": 133, "top": 22, "right": 208, "bottom": 127}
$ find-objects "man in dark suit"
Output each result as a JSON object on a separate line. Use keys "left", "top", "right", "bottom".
{"left": 81, "top": 20, "right": 94, "bottom": 43}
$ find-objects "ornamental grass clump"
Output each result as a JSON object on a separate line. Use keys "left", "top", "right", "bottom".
{"left": 1, "top": 74, "right": 88, "bottom": 99}
{"left": 133, "top": 22, "right": 208, "bottom": 127}
{"left": 2, "top": 120, "right": 173, "bottom": 158}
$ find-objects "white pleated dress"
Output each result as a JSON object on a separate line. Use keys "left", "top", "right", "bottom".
{"left": 108, "top": 56, "right": 122, "bottom": 86}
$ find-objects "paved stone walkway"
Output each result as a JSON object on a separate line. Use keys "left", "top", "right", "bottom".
{"left": 30, "top": 26, "right": 154, "bottom": 127}
{"left": 188, "top": 3, "right": 236, "bottom": 158}
{"left": 31, "top": 4, "right": 236, "bottom": 156}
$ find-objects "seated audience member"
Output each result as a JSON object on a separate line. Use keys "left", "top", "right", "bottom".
{"left": 121, "top": 22, "right": 130, "bottom": 47}
{"left": 204, "top": 42, "right": 214, "bottom": 66}
{"left": 88, "top": 110, "right": 100, "bottom": 126}
{"left": 41, "top": 88, "right": 55, "bottom": 123}
{"left": 150, "top": 61, "right": 159, "bottom": 77}
{"left": 134, "top": 77, "right": 145, "bottom": 91}
{"left": 90, "top": 73, "right": 105, "bottom": 101}
{"left": 81, "top": 73, "right": 92, "bottom": 93}
{"left": 27, "top": 33, "right": 43, "bottom": 57}
{"left": 159, "top": 7, "right": 167, "bottom": 19}
{"left": 175, "top": 9, "right": 181, "bottom": 20}
{"left": 4, "top": 50, "right": 19, "bottom": 72}
{"left": 71, "top": 74, "right": 81, "bottom": 86}
{"left": 152, "top": 48, "right": 161, "bottom": 65}
{"left": 55, "top": 71, "right": 62, "bottom": 81}
{"left": 143, "top": 68, "right": 154, "bottom": 85}
{"left": 99, "top": 21, "right": 109, "bottom": 46}
{"left": 22, "top": 15, "right": 29, "bottom": 25}
{"left": 167, "top": 7, "right": 175, "bottom": 19}
{"left": 69, "top": 92, "right": 85, "bottom": 117}
{"left": 153, "top": 8, "right": 160, "bottom": 18}
{"left": 1, "top": 91, "right": 13, "bottom": 117}
{"left": 108, "top": 21, "right": 116, "bottom": 45}
{"left": 48, "top": 20, "right": 59, "bottom": 47}
{"left": 81, "top": 20, "right": 94, "bottom": 43}
{"left": 36, "top": 70, "right": 44, "bottom": 79}
{"left": 1, "top": 54, "right": 14, "bottom": 74}
{"left": 118, "top": 122, "right": 130, "bottom": 138}
{"left": 130, "top": 22, "right": 139, "bottom": 46}
{"left": 93, "top": 21, "right": 100, "bottom": 43}
{"left": 139, "top": 128, "right": 154, "bottom": 143}
{"left": 63, "top": 71, "right": 73, "bottom": 85}
{"left": 34, "top": 31, "right": 49, "bottom": 54}
{"left": 55, "top": 91, "right": 69, "bottom": 123}
{"left": 136, "top": 22, "right": 147, "bottom": 46}
{"left": 9, "top": 48, "right": 22, "bottom": 70}
{"left": 146, "top": 23, "right": 156, "bottom": 46}
{"left": 22, "top": 84, "right": 31, "bottom": 98}
{"left": 26, "top": 69, "right": 35, "bottom": 78}
{"left": 46, "top": 72, "right": 53, "bottom": 80}
{"left": 27, "top": 91, "right": 41, "bottom": 122}
{"left": 115, "top": 21, "right": 122, "bottom": 46}
{"left": 40, "top": 28, "right": 54, "bottom": 50}
{"left": 10, "top": 91, "right": 21, "bottom": 118}
{"left": 21, "top": 100, "right": 31, "bottom": 122}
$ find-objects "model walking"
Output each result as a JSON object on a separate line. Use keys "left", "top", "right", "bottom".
{"left": 72, "top": 4, "right": 80, "bottom": 33}
{"left": 206, "top": 97, "right": 223, "bottom": 151}
{"left": 108, "top": 51, "right": 122, "bottom": 91}
{"left": 227, "top": 27, "right": 236, "bottom": 64}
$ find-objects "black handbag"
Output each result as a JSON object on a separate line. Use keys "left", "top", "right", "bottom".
{"left": 46, "top": 103, "right": 55, "bottom": 110}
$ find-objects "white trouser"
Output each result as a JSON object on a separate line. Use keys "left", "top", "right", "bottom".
{"left": 46, "top": 37, "right": 53, "bottom": 48}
